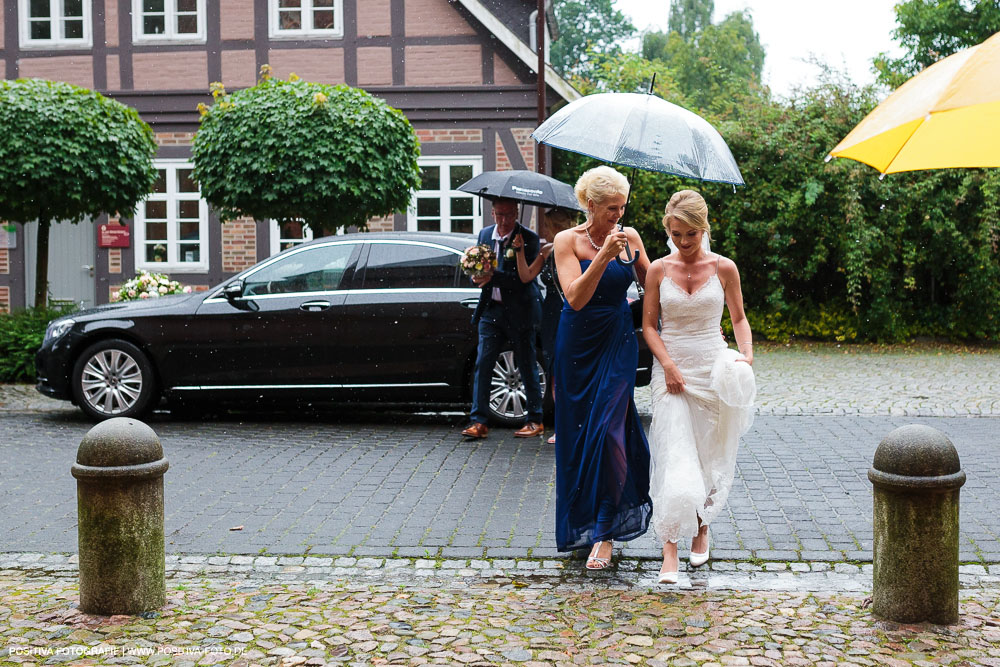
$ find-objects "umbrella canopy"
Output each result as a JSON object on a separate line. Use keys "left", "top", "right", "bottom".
{"left": 456, "top": 170, "right": 585, "bottom": 212}
{"left": 828, "top": 30, "right": 1000, "bottom": 174}
{"left": 531, "top": 92, "right": 745, "bottom": 186}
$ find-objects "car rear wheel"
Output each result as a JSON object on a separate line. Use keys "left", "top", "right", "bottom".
{"left": 488, "top": 350, "right": 548, "bottom": 427}
{"left": 72, "top": 339, "right": 158, "bottom": 421}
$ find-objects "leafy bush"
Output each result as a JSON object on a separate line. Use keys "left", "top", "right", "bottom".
{"left": 0, "top": 306, "right": 76, "bottom": 382}
{"left": 192, "top": 71, "right": 421, "bottom": 235}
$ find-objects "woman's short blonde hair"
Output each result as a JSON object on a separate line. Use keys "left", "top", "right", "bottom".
{"left": 575, "top": 166, "right": 629, "bottom": 210}
{"left": 663, "top": 190, "right": 710, "bottom": 235}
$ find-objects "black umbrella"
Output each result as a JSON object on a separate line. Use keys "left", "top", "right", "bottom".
{"left": 457, "top": 170, "right": 585, "bottom": 212}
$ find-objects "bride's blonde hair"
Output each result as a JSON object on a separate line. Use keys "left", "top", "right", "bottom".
{"left": 663, "top": 190, "right": 710, "bottom": 239}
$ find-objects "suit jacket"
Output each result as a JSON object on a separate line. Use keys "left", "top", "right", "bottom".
{"left": 471, "top": 223, "right": 542, "bottom": 331}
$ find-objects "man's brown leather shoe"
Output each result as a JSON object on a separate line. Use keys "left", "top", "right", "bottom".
{"left": 461, "top": 422, "right": 489, "bottom": 439}
{"left": 514, "top": 422, "right": 544, "bottom": 438}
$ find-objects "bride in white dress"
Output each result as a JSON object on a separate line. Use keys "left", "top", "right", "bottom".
{"left": 641, "top": 190, "right": 756, "bottom": 584}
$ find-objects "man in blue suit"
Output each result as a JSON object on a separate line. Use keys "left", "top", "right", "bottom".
{"left": 462, "top": 198, "right": 544, "bottom": 439}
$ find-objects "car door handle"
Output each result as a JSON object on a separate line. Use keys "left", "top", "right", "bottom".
{"left": 299, "top": 300, "right": 332, "bottom": 312}
{"left": 461, "top": 298, "right": 480, "bottom": 309}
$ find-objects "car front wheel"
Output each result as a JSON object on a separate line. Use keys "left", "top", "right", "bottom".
{"left": 488, "top": 350, "right": 548, "bottom": 427}
{"left": 72, "top": 339, "right": 158, "bottom": 421}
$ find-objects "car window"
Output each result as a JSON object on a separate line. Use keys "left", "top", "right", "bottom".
{"left": 244, "top": 244, "right": 355, "bottom": 296}
{"left": 363, "top": 243, "right": 459, "bottom": 289}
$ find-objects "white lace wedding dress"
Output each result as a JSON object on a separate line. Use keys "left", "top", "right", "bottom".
{"left": 648, "top": 260, "right": 756, "bottom": 544}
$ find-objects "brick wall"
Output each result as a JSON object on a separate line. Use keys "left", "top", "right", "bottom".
{"left": 495, "top": 135, "right": 511, "bottom": 171}
{"left": 416, "top": 129, "right": 483, "bottom": 144}
{"left": 512, "top": 128, "right": 535, "bottom": 171}
{"left": 19, "top": 55, "right": 94, "bottom": 89}
{"left": 405, "top": 0, "right": 476, "bottom": 36}
{"left": 494, "top": 54, "right": 523, "bottom": 85}
{"left": 357, "top": 0, "right": 392, "bottom": 36}
{"left": 367, "top": 216, "right": 394, "bottom": 232}
{"left": 0, "top": 248, "right": 8, "bottom": 275}
{"left": 156, "top": 132, "right": 195, "bottom": 146}
{"left": 268, "top": 48, "right": 345, "bottom": 84}
{"left": 104, "top": 0, "right": 117, "bottom": 47}
{"left": 357, "top": 47, "right": 392, "bottom": 86}
{"left": 0, "top": 286, "right": 9, "bottom": 314}
{"left": 405, "top": 45, "right": 481, "bottom": 86}
{"left": 221, "top": 0, "right": 255, "bottom": 40}
{"left": 222, "top": 50, "right": 257, "bottom": 88}
{"left": 221, "top": 218, "right": 257, "bottom": 273}
{"left": 108, "top": 248, "right": 122, "bottom": 274}
{"left": 133, "top": 52, "right": 208, "bottom": 91}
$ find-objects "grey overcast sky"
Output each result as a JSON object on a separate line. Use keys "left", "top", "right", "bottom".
{"left": 612, "top": 0, "right": 903, "bottom": 97}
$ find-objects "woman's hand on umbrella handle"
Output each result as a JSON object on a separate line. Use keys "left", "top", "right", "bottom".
{"left": 601, "top": 231, "right": 628, "bottom": 263}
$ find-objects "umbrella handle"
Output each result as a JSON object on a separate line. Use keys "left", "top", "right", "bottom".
{"left": 616, "top": 167, "right": 639, "bottom": 267}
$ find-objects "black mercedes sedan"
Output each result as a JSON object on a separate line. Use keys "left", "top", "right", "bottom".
{"left": 36, "top": 232, "right": 652, "bottom": 422}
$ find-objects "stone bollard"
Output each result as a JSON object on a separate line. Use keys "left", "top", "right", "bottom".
{"left": 868, "top": 424, "right": 965, "bottom": 624}
{"left": 71, "top": 417, "right": 169, "bottom": 615}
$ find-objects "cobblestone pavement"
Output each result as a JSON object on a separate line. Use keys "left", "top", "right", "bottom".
{"left": 2, "top": 563, "right": 1000, "bottom": 667}
{"left": 3, "top": 411, "right": 999, "bottom": 562}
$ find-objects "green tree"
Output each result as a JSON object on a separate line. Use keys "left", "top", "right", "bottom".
{"left": 668, "top": 0, "right": 714, "bottom": 40}
{"left": 874, "top": 0, "right": 1000, "bottom": 88}
{"left": 643, "top": 10, "right": 764, "bottom": 112}
{"left": 192, "top": 72, "right": 421, "bottom": 234}
{"left": 0, "top": 78, "right": 157, "bottom": 308}
{"left": 549, "top": 0, "right": 636, "bottom": 75}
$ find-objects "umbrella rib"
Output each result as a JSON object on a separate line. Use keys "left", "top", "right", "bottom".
{"left": 878, "top": 116, "right": 929, "bottom": 174}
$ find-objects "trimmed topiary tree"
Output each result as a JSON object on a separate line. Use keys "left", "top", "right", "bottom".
{"left": 0, "top": 78, "right": 158, "bottom": 308}
{"left": 191, "top": 71, "right": 422, "bottom": 235}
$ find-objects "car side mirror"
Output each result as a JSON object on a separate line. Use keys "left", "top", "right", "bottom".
{"left": 223, "top": 280, "right": 258, "bottom": 312}
{"left": 223, "top": 281, "right": 244, "bottom": 302}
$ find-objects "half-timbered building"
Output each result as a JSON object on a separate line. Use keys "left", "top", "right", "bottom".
{"left": 0, "top": 0, "right": 578, "bottom": 310}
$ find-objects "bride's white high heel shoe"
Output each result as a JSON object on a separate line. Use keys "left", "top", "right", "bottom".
{"left": 689, "top": 530, "right": 710, "bottom": 568}
{"left": 658, "top": 546, "right": 679, "bottom": 584}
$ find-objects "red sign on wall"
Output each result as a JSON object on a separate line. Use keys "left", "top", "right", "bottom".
{"left": 99, "top": 224, "right": 131, "bottom": 248}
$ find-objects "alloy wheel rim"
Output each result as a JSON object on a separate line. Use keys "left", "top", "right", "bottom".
{"left": 489, "top": 351, "right": 546, "bottom": 420}
{"left": 80, "top": 349, "right": 143, "bottom": 415}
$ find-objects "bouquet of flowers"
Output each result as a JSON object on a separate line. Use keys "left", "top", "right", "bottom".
{"left": 112, "top": 270, "right": 192, "bottom": 302}
{"left": 459, "top": 244, "right": 497, "bottom": 279}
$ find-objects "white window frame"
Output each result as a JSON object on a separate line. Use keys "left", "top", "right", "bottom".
{"left": 131, "top": 0, "right": 207, "bottom": 44}
{"left": 133, "top": 160, "right": 210, "bottom": 273}
{"left": 268, "top": 0, "right": 344, "bottom": 39}
{"left": 268, "top": 219, "right": 315, "bottom": 256}
{"left": 18, "top": 0, "right": 92, "bottom": 49}
{"left": 407, "top": 156, "right": 483, "bottom": 234}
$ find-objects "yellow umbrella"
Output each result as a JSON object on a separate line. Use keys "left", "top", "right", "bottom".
{"left": 828, "top": 30, "right": 1000, "bottom": 174}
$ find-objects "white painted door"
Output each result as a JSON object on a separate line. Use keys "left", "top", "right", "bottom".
{"left": 24, "top": 218, "right": 96, "bottom": 308}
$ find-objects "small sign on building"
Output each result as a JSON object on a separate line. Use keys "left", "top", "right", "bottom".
{"left": 0, "top": 223, "right": 15, "bottom": 249}
{"left": 99, "top": 224, "right": 131, "bottom": 248}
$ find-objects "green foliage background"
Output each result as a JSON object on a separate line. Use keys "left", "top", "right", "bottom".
{"left": 551, "top": 0, "right": 1000, "bottom": 342}
{"left": 0, "top": 78, "right": 158, "bottom": 225}
{"left": 0, "top": 306, "right": 75, "bottom": 382}
{"left": 192, "top": 76, "right": 421, "bottom": 234}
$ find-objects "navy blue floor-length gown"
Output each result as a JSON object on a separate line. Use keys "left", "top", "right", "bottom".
{"left": 554, "top": 259, "right": 652, "bottom": 552}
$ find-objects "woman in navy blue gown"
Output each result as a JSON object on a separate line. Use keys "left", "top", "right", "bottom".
{"left": 551, "top": 166, "right": 652, "bottom": 569}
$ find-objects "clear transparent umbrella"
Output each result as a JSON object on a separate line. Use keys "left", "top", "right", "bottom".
{"left": 531, "top": 83, "right": 744, "bottom": 269}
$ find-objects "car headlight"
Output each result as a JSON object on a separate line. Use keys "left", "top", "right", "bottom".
{"left": 44, "top": 318, "right": 76, "bottom": 343}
